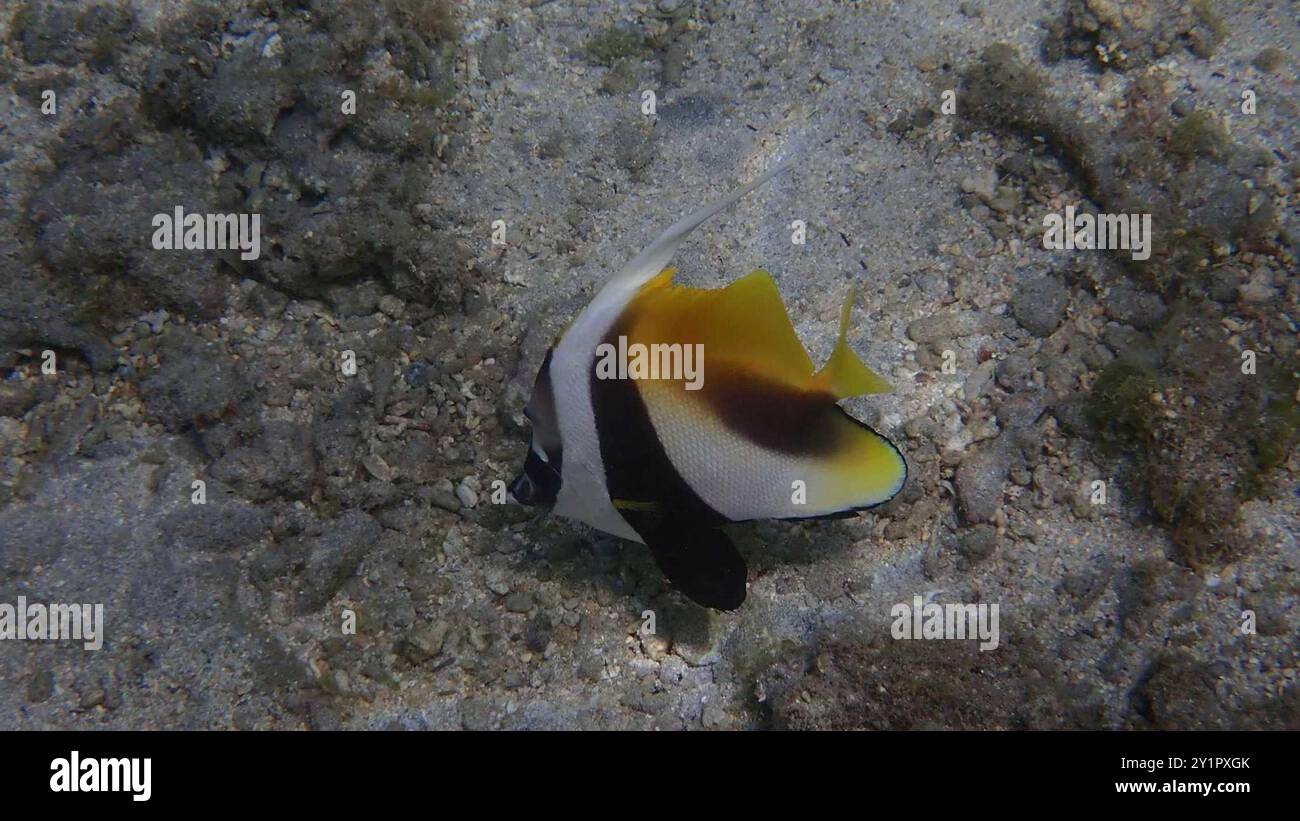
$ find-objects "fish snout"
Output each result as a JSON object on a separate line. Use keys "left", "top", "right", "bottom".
{"left": 509, "top": 472, "right": 536, "bottom": 506}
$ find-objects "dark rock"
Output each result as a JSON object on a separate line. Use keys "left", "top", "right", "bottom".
{"left": 955, "top": 442, "right": 1011, "bottom": 523}
{"left": 525, "top": 613, "right": 552, "bottom": 653}
{"left": 1101, "top": 323, "right": 1159, "bottom": 370}
{"left": 28, "top": 111, "right": 233, "bottom": 320}
{"left": 160, "top": 499, "right": 272, "bottom": 553}
{"left": 209, "top": 421, "right": 317, "bottom": 501}
{"left": 0, "top": 380, "right": 40, "bottom": 418}
{"left": 1058, "top": 564, "right": 1111, "bottom": 610}
{"left": 609, "top": 120, "right": 658, "bottom": 175}
{"left": 660, "top": 38, "right": 689, "bottom": 86}
{"left": 390, "top": 434, "right": 435, "bottom": 483}
{"left": 461, "top": 697, "right": 496, "bottom": 730}
{"left": 504, "top": 591, "right": 534, "bottom": 613}
{"left": 292, "top": 510, "right": 382, "bottom": 614}
{"left": 1011, "top": 276, "right": 1069, "bottom": 336}
{"left": 26, "top": 669, "right": 54, "bottom": 703}
{"left": 328, "top": 280, "right": 386, "bottom": 317}
{"left": 14, "top": 3, "right": 136, "bottom": 69}
{"left": 1131, "top": 652, "right": 1231, "bottom": 730}
{"left": 1104, "top": 283, "right": 1166, "bottom": 331}
{"left": 139, "top": 328, "right": 250, "bottom": 432}
{"left": 660, "top": 94, "right": 722, "bottom": 128}
{"left": 401, "top": 620, "right": 450, "bottom": 662}
{"left": 995, "top": 353, "right": 1033, "bottom": 392}
{"left": 997, "top": 388, "right": 1050, "bottom": 432}
{"left": 480, "top": 31, "right": 512, "bottom": 81}
{"left": 1051, "top": 394, "right": 1091, "bottom": 437}
{"left": 0, "top": 315, "right": 118, "bottom": 373}
{"left": 957, "top": 524, "right": 999, "bottom": 561}
{"left": 248, "top": 282, "right": 290, "bottom": 318}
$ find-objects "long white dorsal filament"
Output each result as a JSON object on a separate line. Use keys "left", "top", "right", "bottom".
{"left": 593, "top": 156, "right": 797, "bottom": 307}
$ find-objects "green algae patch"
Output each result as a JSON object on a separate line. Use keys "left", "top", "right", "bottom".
{"left": 1252, "top": 47, "right": 1286, "bottom": 73}
{"left": 585, "top": 25, "right": 649, "bottom": 66}
{"left": 385, "top": 0, "right": 460, "bottom": 44}
{"left": 22, "top": 0, "right": 475, "bottom": 324}
{"left": 1042, "top": 0, "right": 1227, "bottom": 71}
{"left": 1085, "top": 360, "right": 1159, "bottom": 450}
{"left": 1087, "top": 310, "right": 1300, "bottom": 569}
{"left": 959, "top": 45, "right": 1276, "bottom": 296}
{"left": 1168, "top": 111, "right": 1230, "bottom": 163}
{"left": 957, "top": 44, "right": 1293, "bottom": 568}
{"left": 759, "top": 634, "right": 1082, "bottom": 730}
{"left": 958, "top": 44, "right": 1102, "bottom": 198}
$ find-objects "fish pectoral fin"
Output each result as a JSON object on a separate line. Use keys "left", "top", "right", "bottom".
{"left": 811, "top": 287, "right": 892, "bottom": 398}
{"left": 644, "top": 521, "right": 747, "bottom": 611}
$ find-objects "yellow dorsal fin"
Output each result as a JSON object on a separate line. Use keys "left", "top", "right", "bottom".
{"left": 642, "top": 266, "right": 676, "bottom": 291}
{"left": 811, "top": 287, "right": 892, "bottom": 398}
{"left": 627, "top": 268, "right": 815, "bottom": 387}
{"left": 626, "top": 270, "right": 890, "bottom": 397}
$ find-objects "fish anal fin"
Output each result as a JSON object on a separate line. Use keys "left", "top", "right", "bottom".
{"left": 643, "top": 521, "right": 747, "bottom": 611}
{"left": 811, "top": 287, "right": 892, "bottom": 398}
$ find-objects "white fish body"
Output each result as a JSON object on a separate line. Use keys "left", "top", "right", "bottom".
{"left": 546, "top": 162, "right": 796, "bottom": 542}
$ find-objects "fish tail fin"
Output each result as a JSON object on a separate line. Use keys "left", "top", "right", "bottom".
{"left": 812, "top": 287, "right": 892, "bottom": 398}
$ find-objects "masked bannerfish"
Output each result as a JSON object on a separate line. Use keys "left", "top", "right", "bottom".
{"left": 510, "top": 161, "right": 907, "bottom": 610}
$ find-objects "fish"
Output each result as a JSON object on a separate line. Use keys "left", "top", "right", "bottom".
{"left": 510, "top": 161, "right": 907, "bottom": 610}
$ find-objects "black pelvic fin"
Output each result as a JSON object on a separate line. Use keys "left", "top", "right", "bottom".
{"left": 644, "top": 520, "right": 747, "bottom": 611}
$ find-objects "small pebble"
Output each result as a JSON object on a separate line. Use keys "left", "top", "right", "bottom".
{"left": 456, "top": 482, "right": 479, "bottom": 509}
